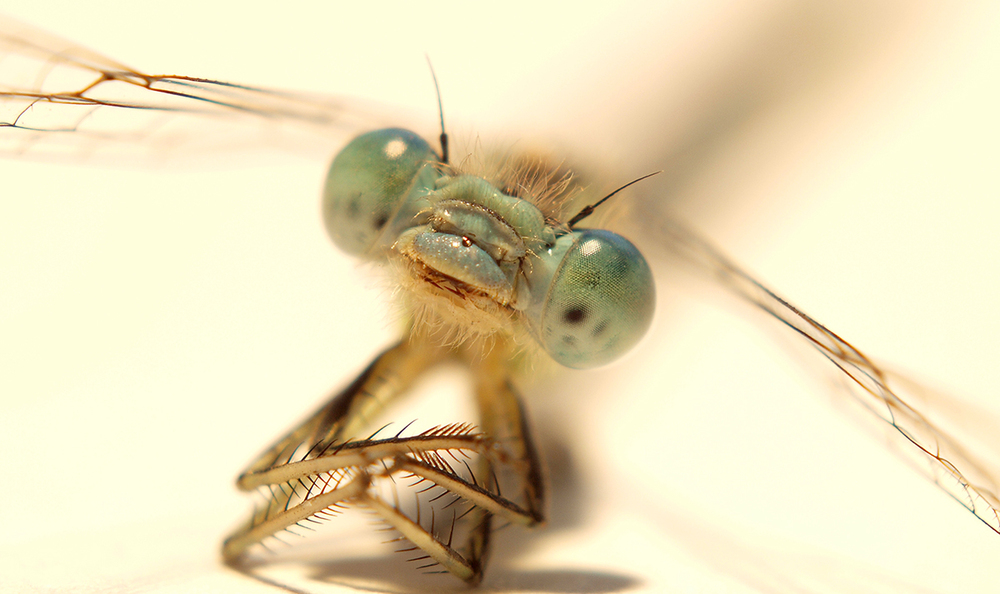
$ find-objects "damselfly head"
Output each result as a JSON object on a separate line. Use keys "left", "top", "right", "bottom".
{"left": 322, "top": 128, "right": 655, "bottom": 368}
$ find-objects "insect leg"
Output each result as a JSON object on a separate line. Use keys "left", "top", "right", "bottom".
{"left": 224, "top": 336, "right": 542, "bottom": 583}
{"left": 227, "top": 432, "right": 541, "bottom": 581}
{"left": 236, "top": 337, "right": 443, "bottom": 484}
{"left": 224, "top": 337, "right": 443, "bottom": 562}
{"left": 453, "top": 350, "right": 546, "bottom": 580}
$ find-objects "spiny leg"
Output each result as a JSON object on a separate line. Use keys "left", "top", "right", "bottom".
{"left": 226, "top": 431, "right": 542, "bottom": 580}
{"left": 473, "top": 348, "right": 546, "bottom": 525}
{"left": 456, "top": 347, "right": 547, "bottom": 579}
{"left": 237, "top": 337, "right": 445, "bottom": 482}
{"left": 224, "top": 337, "right": 443, "bottom": 562}
{"left": 224, "top": 334, "right": 544, "bottom": 583}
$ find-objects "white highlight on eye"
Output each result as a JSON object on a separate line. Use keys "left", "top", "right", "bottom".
{"left": 578, "top": 238, "right": 602, "bottom": 257}
{"left": 384, "top": 138, "right": 407, "bottom": 159}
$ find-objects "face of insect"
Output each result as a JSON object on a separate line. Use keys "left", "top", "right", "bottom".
{"left": 323, "top": 128, "right": 656, "bottom": 368}
{"left": 2, "top": 1, "right": 1000, "bottom": 593}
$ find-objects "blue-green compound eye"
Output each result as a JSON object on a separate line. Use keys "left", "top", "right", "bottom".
{"left": 323, "top": 129, "right": 440, "bottom": 256}
{"left": 527, "top": 229, "right": 655, "bottom": 369}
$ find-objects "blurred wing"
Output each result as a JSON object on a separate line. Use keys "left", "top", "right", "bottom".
{"left": 654, "top": 216, "right": 1000, "bottom": 535}
{"left": 0, "top": 15, "right": 396, "bottom": 164}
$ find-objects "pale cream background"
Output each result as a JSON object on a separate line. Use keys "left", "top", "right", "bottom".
{"left": 2, "top": 1, "right": 1000, "bottom": 593}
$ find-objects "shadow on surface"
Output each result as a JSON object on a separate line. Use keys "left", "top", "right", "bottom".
{"left": 232, "top": 555, "right": 639, "bottom": 594}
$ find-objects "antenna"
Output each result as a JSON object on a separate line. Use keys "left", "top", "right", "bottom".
{"left": 425, "top": 56, "right": 449, "bottom": 165}
{"left": 567, "top": 171, "right": 661, "bottom": 228}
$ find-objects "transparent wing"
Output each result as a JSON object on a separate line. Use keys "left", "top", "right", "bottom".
{"left": 652, "top": 216, "right": 1000, "bottom": 535}
{"left": 0, "top": 15, "right": 398, "bottom": 164}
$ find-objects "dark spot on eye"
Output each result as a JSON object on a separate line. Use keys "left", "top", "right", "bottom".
{"left": 561, "top": 335, "right": 577, "bottom": 346}
{"left": 564, "top": 307, "right": 586, "bottom": 324}
{"left": 347, "top": 192, "right": 362, "bottom": 217}
{"left": 373, "top": 213, "right": 389, "bottom": 229}
{"left": 592, "top": 319, "right": 609, "bottom": 337}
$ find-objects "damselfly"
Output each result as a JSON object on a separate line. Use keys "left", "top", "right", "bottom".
{"left": 1, "top": 3, "right": 999, "bottom": 593}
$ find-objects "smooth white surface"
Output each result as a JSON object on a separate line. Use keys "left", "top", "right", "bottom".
{"left": 2, "top": 2, "right": 999, "bottom": 593}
